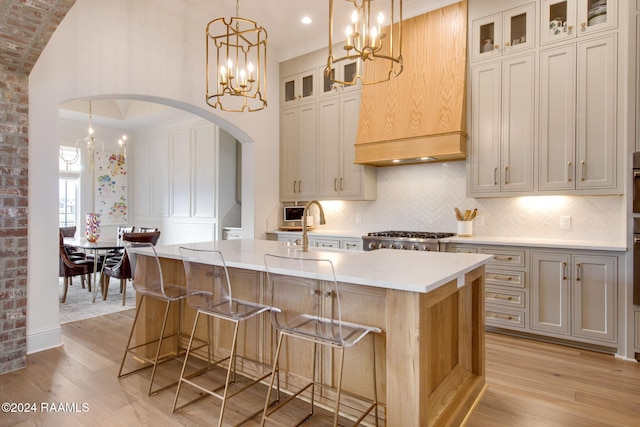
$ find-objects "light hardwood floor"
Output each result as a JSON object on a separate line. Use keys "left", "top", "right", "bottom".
{"left": 1, "top": 309, "right": 639, "bottom": 427}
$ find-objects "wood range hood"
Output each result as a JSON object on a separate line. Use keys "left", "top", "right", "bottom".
{"left": 355, "top": 1, "right": 468, "bottom": 167}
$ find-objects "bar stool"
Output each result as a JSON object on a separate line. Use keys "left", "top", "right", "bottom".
{"left": 262, "top": 253, "right": 380, "bottom": 427}
{"left": 173, "top": 247, "right": 276, "bottom": 427}
{"left": 118, "top": 241, "right": 188, "bottom": 396}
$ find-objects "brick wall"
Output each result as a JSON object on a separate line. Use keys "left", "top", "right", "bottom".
{"left": 0, "top": 0, "right": 76, "bottom": 374}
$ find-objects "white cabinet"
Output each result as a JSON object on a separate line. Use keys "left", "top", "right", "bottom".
{"left": 280, "top": 69, "right": 316, "bottom": 107}
{"left": 280, "top": 103, "right": 317, "bottom": 200}
{"left": 317, "top": 92, "right": 376, "bottom": 200}
{"left": 471, "top": 3, "right": 536, "bottom": 62}
{"left": 541, "top": 0, "right": 617, "bottom": 45}
{"left": 531, "top": 251, "right": 617, "bottom": 344}
{"left": 319, "top": 60, "right": 361, "bottom": 98}
{"left": 470, "top": 53, "right": 535, "bottom": 195}
{"left": 539, "top": 35, "right": 617, "bottom": 191}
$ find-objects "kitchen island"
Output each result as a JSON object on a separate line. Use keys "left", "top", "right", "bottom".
{"left": 135, "top": 239, "right": 491, "bottom": 426}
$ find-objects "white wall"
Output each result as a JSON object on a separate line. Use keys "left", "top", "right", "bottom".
{"left": 27, "top": 0, "right": 280, "bottom": 353}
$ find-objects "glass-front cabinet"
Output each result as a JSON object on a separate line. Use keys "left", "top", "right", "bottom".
{"left": 320, "top": 60, "right": 360, "bottom": 98}
{"left": 541, "top": 0, "right": 617, "bottom": 45}
{"left": 471, "top": 3, "right": 535, "bottom": 62}
{"left": 280, "top": 68, "right": 316, "bottom": 106}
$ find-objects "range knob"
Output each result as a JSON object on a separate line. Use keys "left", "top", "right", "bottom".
{"left": 378, "top": 243, "right": 386, "bottom": 249}
{"left": 389, "top": 243, "right": 396, "bottom": 249}
{"left": 368, "top": 242, "right": 377, "bottom": 250}
{"left": 411, "top": 244, "right": 420, "bottom": 251}
{"left": 399, "top": 244, "right": 408, "bottom": 250}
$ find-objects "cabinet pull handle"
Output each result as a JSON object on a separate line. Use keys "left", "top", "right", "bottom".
{"left": 293, "top": 180, "right": 297, "bottom": 193}
{"left": 490, "top": 313, "right": 513, "bottom": 321}
{"left": 492, "top": 274, "right": 513, "bottom": 281}
{"left": 634, "top": 237, "right": 640, "bottom": 243}
{"left": 299, "top": 180, "right": 303, "bottom": 193}
{"left": 345, "top": 243, "right": 357, "bottom": 249}
{"left": 334, "top": 178, "right": 337, "bottom": 192}
{"left": 323, "top": 290, "right": 335, "bottom": 298}
{"left": 493, "top": 255, "right": 513, "bottom": 261}
{"left": 340, "top": 177, "right": 344, "bottom": 191}
{"left": 505, "top": 166, "right": 510, "bottom": 185}
{"left": 634, "top": 171, "right": 640, "bottom": 178}
{"left": 580, "top": 160, "right": 585, "bottom": 181}
{"left": 576, "top": 263, "right": 582, "bottom": 281}
{"left": 562, "top": 262, "right": 567, "bottom": 280}
{"left": 492, "top": 294, "right": 514, "bottom": 301}
{"left": 493, "top": 167, "right": 498, "bottom": 186}
{"left": 567, "top": 162, "right": 572, "bottom": 182}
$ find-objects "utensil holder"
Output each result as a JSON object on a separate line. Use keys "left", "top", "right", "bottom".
{"left": 457, "top": 221, "right": 472, "bottom": 237}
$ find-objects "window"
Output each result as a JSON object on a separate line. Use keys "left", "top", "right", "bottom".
{"left": 59, "top": 145, "right": 81, "bottom": 227}
{"left": 59, "top": 178, "right": 78, "bottom": 227}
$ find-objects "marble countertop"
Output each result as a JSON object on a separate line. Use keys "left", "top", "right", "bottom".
{"left": 443, "top": 236, "right": 627, "bottom": 251}
{"left": 152, "top": 239, "right": 492, "bottom": 294}
{"left": 267, "top": 230, "right": 627, "bottom": 251}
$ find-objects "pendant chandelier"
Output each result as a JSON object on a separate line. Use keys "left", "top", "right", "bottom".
{"left": 206, "top": 0, "right": 268, "bottom": 112}
{"left": 58, "top": 100, "right": 127, "bottom": 175}
{"left": 326, "top": 0, "right": 403, "bottom": 86}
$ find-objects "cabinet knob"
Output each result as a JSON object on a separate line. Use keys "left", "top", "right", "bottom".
{"left": 567, "top": 25, "right": 573, "bottom": 32}
{"left": 505, "top": 41, "right": 510, "bottom": 47}
{"left": 494, "top": 44, "right": 499, "bottom": 50}
{"left": 581, "top": 22, "right": 586, "bottom": 30}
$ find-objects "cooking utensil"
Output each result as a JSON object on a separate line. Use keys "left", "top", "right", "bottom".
{"left": 454, "top": 207, "right": 463, "bottom": 221}
{"left": 468, "top": 209, "right": 478, "bottom": 221}
{"left": 464, "top": 210, "right": 471, "bottom": 221}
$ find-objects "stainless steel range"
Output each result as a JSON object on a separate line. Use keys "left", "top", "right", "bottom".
{"left": 363, "top": 231, "right": 455, "bottom": 252}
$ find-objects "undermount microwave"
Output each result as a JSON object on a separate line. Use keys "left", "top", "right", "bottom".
{"left": 283, "top": 206, "right": 305, "bottom": 223}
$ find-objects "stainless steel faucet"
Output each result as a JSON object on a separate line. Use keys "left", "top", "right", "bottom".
{"left": 301, "top": 200, "right": 326, "bottom": 252}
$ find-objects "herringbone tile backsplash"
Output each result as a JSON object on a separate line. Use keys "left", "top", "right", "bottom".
{"left": 315, "top": 162, "right": 625, "bottom": 242}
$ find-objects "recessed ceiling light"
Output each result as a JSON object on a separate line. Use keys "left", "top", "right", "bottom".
{"left": 301, "top": 16, "right": 312, "bottom": 24}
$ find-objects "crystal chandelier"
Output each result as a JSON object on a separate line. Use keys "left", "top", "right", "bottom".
{"left": 58, "top": 100, "right": 127, "bottom": 175}
{"left": 326, "top": 0, "right": 403, "bottom": 85}
{"left": 206, "top": 0, "right": 268, "bottom": 112}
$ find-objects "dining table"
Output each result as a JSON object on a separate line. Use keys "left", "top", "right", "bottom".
{"left": 63, "top": 237, "right": 125, "bottom": 303}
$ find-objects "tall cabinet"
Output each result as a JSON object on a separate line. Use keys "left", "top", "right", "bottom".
{"left": 279, "top": 52, "right": 376, "bottom": 202}
{"left": 468, "top": 0, "right": 622, "bottom": 197}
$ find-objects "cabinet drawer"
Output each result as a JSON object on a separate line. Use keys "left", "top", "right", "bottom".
{"left": 448, "top": 245, "right": 478, "bottom": 253}
{"left": 313, "top": 238, "right": 340, "bottom": 248}
{"left": 486, "top": 308, "right": 526, "bottom": 329}
{"left": 485, "top": 268, "right": 526, "bottom": 288}
{"left": 482, "top": 248, "right": 526, "bottom": 268}
{"left": 486, "top": 287, "right": 525, "bottom": 308}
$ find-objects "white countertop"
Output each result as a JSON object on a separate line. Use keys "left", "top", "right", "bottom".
{"left": 444, "top": 236, "right": 627, "bottom": 251}
{"left": 152, "top": 239, "right": 492, "bottom": 294}
{"left": 267, "top": 230, "right": 626, "bottom": 251}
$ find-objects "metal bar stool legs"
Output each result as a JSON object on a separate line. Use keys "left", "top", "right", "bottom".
{"left": 117, "top": 294, "right": 185, "bottom": 396}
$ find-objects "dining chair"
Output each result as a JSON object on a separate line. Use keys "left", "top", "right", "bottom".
{"left": 138, "top": 227, "right": 159, "bottom": 233}
{"left": 172, "top": 247, "right": 276, "bottom": 426}
{"left": 59, "top": 231, "right": 94, "bottom": 302}
{"left": 262, "top": 253, "right": 380, "bottom": 427}
{"left": 101, "top": 231, "right": 161, "bottom": 305}
{"left": 118, "top": 240, "right": 187, "bottom": 396}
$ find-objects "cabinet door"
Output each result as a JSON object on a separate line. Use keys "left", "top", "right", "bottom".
{"left": 501, "top": 54, "right": 535, "bottom": 192}
{"left": 531, "top": 252, "right": 571, "bottom": 335}
{"left": 541, "top": 0, "right": 578, "bottom": 45}
{"left": 317, "top": 97, "right": 341, "bottom": 198}
{"left": 338, "top": 92, "right": 363, "bottom": 198}
{"left": 576, "top": 35, "right": 616, "bottom": 190}
{"left": 470, "top": 62, "right": 501, "bottom": 194}
{"left": 280, "top": 69, "right": 316, "bottom": 107}
{"left": 280, "top": 108, "right": 298, "bottom": 200}
{"left": 279, "top": 104, "right": 317, "bottom": 201}
{"left": 296, "top": 103, "right": 318, "bottom": 199}
{"left": 320, "top": 61, "right": 361, "bottom": 98}
{"left": 576, "top": 0, "right": 617, "bottom": 37}
{"left": 472, "top": 13, "right": 502, "bottom": 62}
{"left": 502, "top": 3, "right": 536, "bottom": 54}
{"left": 539, "top": 44, "right": 577, "bottom": 190}
{"left": 572, "top": 255, "right": 617, "bottom": 342}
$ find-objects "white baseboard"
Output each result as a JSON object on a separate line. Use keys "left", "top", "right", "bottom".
{"left": 27, "top": 325, "right": 62, "bottom": 354}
